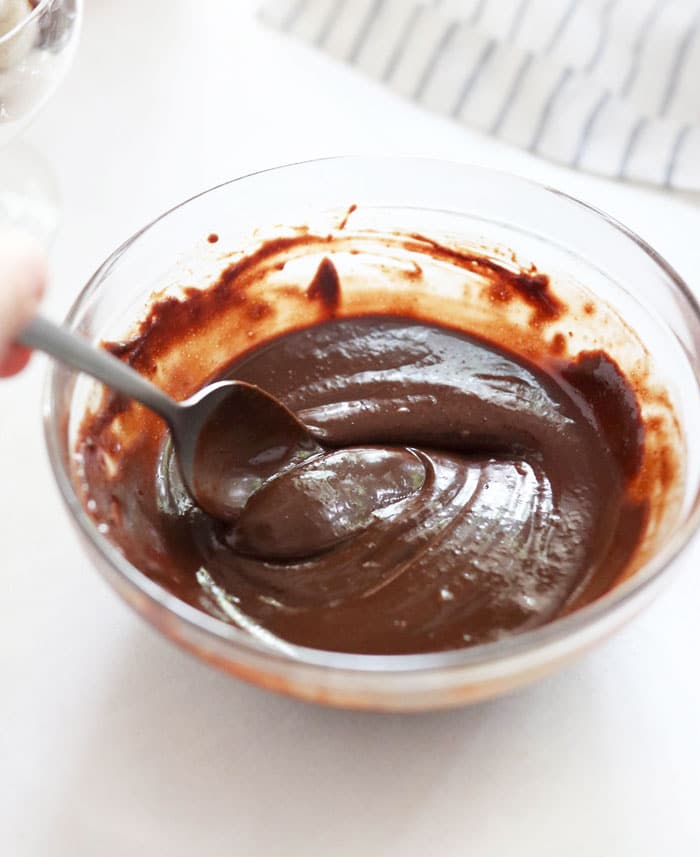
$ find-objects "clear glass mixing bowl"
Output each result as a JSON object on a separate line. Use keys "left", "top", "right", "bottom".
{"left": 44, "top": 158, "right": 700, "bottom": 710}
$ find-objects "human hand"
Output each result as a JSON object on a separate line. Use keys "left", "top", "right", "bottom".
{"left": 0, "top": 230, "right": 47, "bottom": 377}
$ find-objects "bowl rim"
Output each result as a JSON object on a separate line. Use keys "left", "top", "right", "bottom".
{"left": 44, "top": 155, "right": 700, "bottom": 675}
{"left": 0, "top": 0, "right": 52, "bottom": 44}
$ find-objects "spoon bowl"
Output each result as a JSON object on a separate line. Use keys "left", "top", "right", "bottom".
{"left": 180, "top": 379, "right": 322, "bottom": 520}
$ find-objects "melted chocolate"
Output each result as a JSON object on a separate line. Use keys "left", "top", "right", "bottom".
{"left": 148, "top": 317, "right": 645, "bottom": 653}
{"left": 74, "top": 232, "right": 663, "bottom": 657}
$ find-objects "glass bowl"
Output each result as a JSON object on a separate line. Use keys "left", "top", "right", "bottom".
{"left": 0, "top": 0, "right": 82, "bottom": 240}
{"left": 0, "top": 0, "right": 81, "bottom": 144}
{"left": 44, "top": 158, "right": 700, "bottom": 710}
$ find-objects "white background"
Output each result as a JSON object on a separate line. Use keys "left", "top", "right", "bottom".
{"left": 2, "top": 1, "right": 700, "bottom": 854}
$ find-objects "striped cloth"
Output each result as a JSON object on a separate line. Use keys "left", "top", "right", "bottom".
{"left": 260, "top": 0, "right": 700, "bottom": 191}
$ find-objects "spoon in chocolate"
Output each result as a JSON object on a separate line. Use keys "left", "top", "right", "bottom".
{"left": 19, "top": 315, "right": 322, "bottom": 520}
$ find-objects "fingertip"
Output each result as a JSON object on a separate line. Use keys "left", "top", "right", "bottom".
{"left": 0, "top": 229, "right": 48, "bottom": 302}
{"left": 0, "top": 345, "right": 32, "bottom": 378}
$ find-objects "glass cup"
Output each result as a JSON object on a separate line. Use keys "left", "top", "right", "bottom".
{"left": 0, "top": 0, "right": 82, "bottom": 240}
{"left": 44, "top": 158, "right": 700, "bottom": 710}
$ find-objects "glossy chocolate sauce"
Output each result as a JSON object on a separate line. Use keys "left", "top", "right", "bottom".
{"left": 75, "top": 230, "right": 667, "bottom": 656}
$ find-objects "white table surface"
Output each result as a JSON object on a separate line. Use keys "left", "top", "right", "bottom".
{"left": 3, "top": 2, "right": 700, "bottom": 854}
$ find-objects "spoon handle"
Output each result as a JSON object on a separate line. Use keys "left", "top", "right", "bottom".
{"left": 19, "top": 315, "right": 178, "bottom": 425}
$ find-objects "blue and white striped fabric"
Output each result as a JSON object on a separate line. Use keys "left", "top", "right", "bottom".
{"left": 260, "top": 0, "right": 700, "bottom": 190}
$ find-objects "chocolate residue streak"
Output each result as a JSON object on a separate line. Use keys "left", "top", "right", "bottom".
{"left": 74, "top": 226, "right": 680, "bottom": 657}
{"left": 488, "top": 271, "right": 561, "bottom": 324}
{"left": 406, "top": 261, "right": 423, "bottom": 280}
{"left": 98, "top": 236, "right": 323, "bottom": 376}
{"left": 338, "top": 204, "right": 357, "bottom": 230}
{"left": 246, "top": 300, "right": 273, "bottom": 321}
{"left": 306, "top": 257, "right": 340, "bottom": 313}
{"left": 404, "top": 233, "right": 564, "bottom": 323}
{"left": 104, "top": 338, "right": 146, "bottom": 363}
{"left": 550, "top": 332, "right": 567, "bottom": 356}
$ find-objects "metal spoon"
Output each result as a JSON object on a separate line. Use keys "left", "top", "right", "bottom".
{"left": 19, "top": 315, "right": 322, "bottom": 520}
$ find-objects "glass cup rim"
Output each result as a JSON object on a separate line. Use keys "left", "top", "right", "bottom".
{"left": 0, "top": 0, "right": 52, "bottom": 45}
{"left": 43, "top": 156, "right": 700, "bottom": 675}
